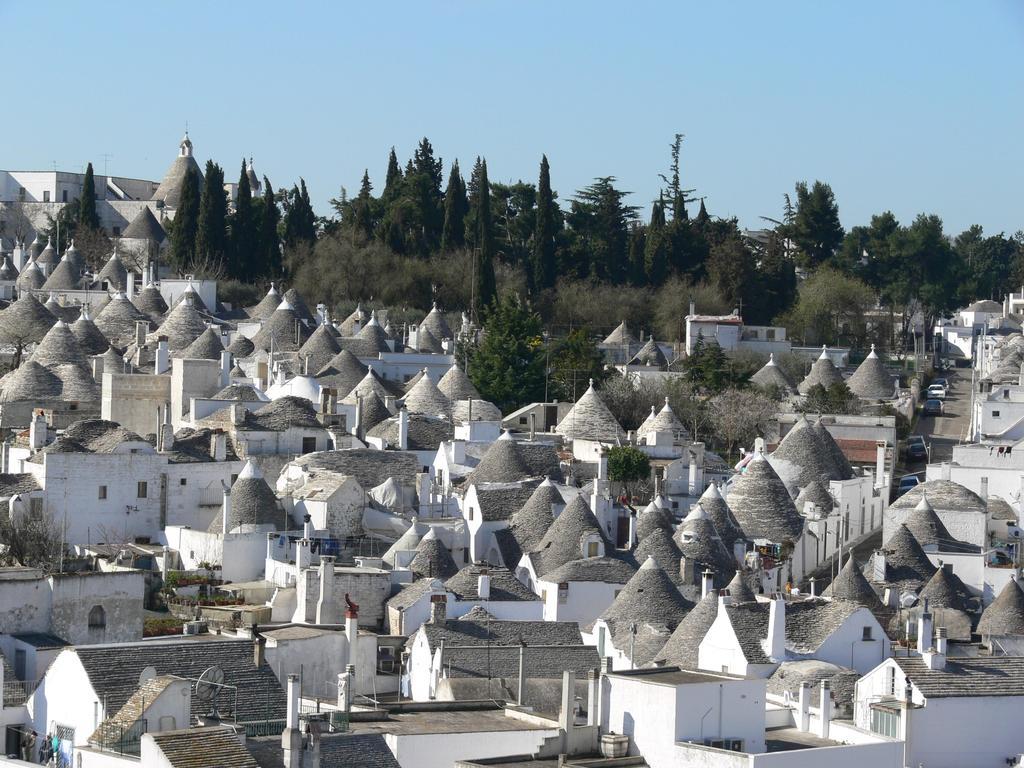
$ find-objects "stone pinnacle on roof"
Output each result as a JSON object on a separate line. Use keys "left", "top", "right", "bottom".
{"left": 847, "top": 344, "right": 896, "bottom": 400}
{"left": 554, "top": 379, "right": 627, "bottom": 443}
{"left": 248, "top": 283, "right": 283, "bottom": 321}
{"left": 637, "top": 397, "right": 690, "bottom": 443}
{"left": 978, "top": 579, "right": 1024, "bottom": 637}
{"left": 726, "top": 454, "right": 804, "bottom": 543}
{"left": 798, "top": 346, "right": 844, "bottom": 394}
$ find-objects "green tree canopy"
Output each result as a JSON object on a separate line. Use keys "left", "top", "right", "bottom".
{"left": 549, "top": 328, "right": 607, "bottom": 401}
{"left": 792, "top": 181, "right": 844, "bottom": 269}
{"left": 78, "top": 162, "right": 100, "bottom": 230}
{"left": 467, "top": 293, "right": 545, "bottom": 412}
{"left": 196, "top": 160, "right": 228, "bottom": 269}
{"left": 169, "top": 167, "right": 200, "bottom": 272}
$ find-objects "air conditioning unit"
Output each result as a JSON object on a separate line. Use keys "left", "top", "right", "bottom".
{"left": 183, "top": 621, "right": 207, "bottom": 636}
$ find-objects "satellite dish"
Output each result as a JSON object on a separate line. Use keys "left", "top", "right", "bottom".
{"left": 138, "top": 666, "right": 157, "bottom": 685}
{"left": 195, "top": 666, "right": 225, "bottom": 713}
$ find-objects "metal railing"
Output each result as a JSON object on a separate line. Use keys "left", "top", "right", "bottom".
{"left": 3, "top": 678, "right": 38, "bottom": 708}
{"left": 90, "top": 717, "right": 148, "bottom": 756}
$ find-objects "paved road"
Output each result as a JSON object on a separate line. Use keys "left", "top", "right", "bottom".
{"left": 909, "top": 369, "right": 970, "bottom": 467}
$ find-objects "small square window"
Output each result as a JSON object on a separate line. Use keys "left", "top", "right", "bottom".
{"left": 993, "top": 411, "right": 1001, "bottom": 418}
{"left": 112, "top": 226, "right": 121, "bottom": 236}
{"left": 62, "top": 190, "right": 68, "bottom": 202}
{"left": 179, "top": 478, "right": 187, "bottom": 486}
{"left": 862, "top": 626, "right": 873, "bottom": 641}
{"left": 301, "top": 436, "right": 317, "bottom": 454}
{"left": 468, "top": 507, "right": 474, "bottom": 521}
{"left": 137, "top": 481, "right": 148, "bottom": 498}
{"left": 98, "top": 486, "right": 107, "bottom": 500}
{"left": 43, "top": 191, "right": 50, "bottom": 202}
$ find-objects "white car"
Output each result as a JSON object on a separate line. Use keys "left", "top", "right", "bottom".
{"left": 927, "top": 384, "right": 947, "bottom": 400}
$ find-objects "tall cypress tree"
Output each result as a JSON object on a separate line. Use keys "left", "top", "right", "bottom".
{"left": 170, "top": 168, "right": 200, "bottom": 271}
{"left": 297, "top": 179, "right": 316, "bottom": 243}
{"left": 472, "top": 159, "right": 496, "bottom": 316}
{"left": 441, "top": 161, "right": 468, "bottom": 252}
{"left": 411, "top": 137, "right": 444, "bottom": 252}
{"left": 644, "top": 196, "right": 669, "bottom": 284}
{"left": 352, "top": 170, "right": 375, "bottom": 241}
{"left": 382, "top": 148, "right": 403, "bottom": 202}
{"left": 532, "top": 155, "right": 557, "bottom": 291}
{"left": 229, "top": 160, "right": 257, "bottom": 277}
{"left": 195, "top": 160, "right": 228, "bottom": 269}
{"left": 78, "top": 162, "right": 99, "bottom": 230}
{"left": 258, "top": 176, "right": 281, "bottom": 277}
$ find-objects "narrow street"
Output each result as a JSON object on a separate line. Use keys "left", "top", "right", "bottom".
{"left": 908, "top": 368, "right": 971, "bottom": 468}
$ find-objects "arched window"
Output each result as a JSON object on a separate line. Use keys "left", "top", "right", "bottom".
{"left": 88, "top": 605, "right": 106, "bottom": 629}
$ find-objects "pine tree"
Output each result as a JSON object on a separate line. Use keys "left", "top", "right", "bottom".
{"left": 258, "top": 176, "right": 281, "bottom": 277}
{"left": 441, "top": 161, "right": 468, "bottom": 251}
{"left": 298, "top": 179, "right": 316, "bottom": 242}
{"left": 644, "top": 196, "right": 669, "bottom": 284}
{"left": 169, "top": 168, "right": 200, "bottom": 272}
{"left": 228, "top": 160, "right": 257, "bottom": 277}
{"left": 195, "top": 161, "right": 228, "bottom": 269}
{"left": 466, "top": 293, "right": 546, "bottom": 412}
{"left": 78, "top": 162, "right": 99, "bottom": 230}
{"left": 410, "top": 137, "right": 444, "bottom": 252}
{"left": 353, "top": 170, "right": 375, "bottom": 241}
{"left": 470, "top": 159, "right": 496, "bottom": 316}
{"left": 627, "top": 224, "right": 647, "bottom": 285}
{"left": 382, "top": 149, "right": 403, "bottom": 203}
{"left": 283, "top": 179, "right": 317, "bottom": 249}
{"left": 532, "top": 155, "right": 557, "bottom": 292}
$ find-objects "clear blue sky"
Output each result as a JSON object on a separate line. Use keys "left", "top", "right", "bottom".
{"left": 3, "top": 1, "right": 1021, "bottom": 236}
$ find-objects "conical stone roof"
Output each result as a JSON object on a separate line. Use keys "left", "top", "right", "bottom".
{"left": 726, "top": 570, "right": 758, "bottom": 602}
{"left": 452, "top": 398, "right": 503, "bottom": 423}
{"left": 652, "top": 589, "right": 720, "bottom": 668}
{"left": 401, "top": 371, "right": 450, "bottom": 416}
{"left": 54, "top": 362, "right": 100, "bottom": 402}
{"left": 177, "top": 327, "right": 224, "bottom": 360}
{"left": 30, "top": 320, "right": 87, "bottom": 368}
{"left": 248, "top": 284, "right": 282, "bottom": 321}
{"left": 316, "top": 349, "right": 368, "bottom": 398}
{"left": 438, "top": 364, "right": 480, "bottom": 402}
{"left": 877, "top": 524, "right": 937, "bottom": 591}
{"left": 978, "top": 579, "right": 1024, "bottom": 636}
{"left": 134, "top": 284, "right": 168, "bottom": 322}
{"left": 811, "top": 419, "right": 855, "bottom": 479}
{"left": 94, "top": 249, "right": 129, "bottom": 291}
{"left": 283, "top": 289, "right": 314, "bottom": 322}
{"left": 770, "top": 415, "right": 845, "bottom": 489}
{"left": 251, "top": 301, "right": 310, "bottom": 353}
{"left": 43, "top": 295, "right": 80, "bottom": 324}
{"left": 153, "top": 137, "right": 203, "bottom": 209}
{"left": 795, "top": 480, "right": 835, "bottom": 513}
{"left": 121, "top": 206, "right": 165, "bottom": 242}
{"left": 466, "top": 440, "right": 532, "bottom": 486}
{"left": 420, "top": 303, "right": 453, "bottom": 343}
{"left": 847, "top": 345, "right": 895, "bottom": 400}
{"left": 0, "top": 255, "right": 17, "bottom": 281}
{"left": 529, "top": 495, "right": 607, "bottom": 578}
{"left": 698, "top": 483, "right": 745, "bottom": 553}
{"left": 341, "top": 313, "right": 390, "bottom": 356}
{"left": 226, "top": 334, "right": 255, "bottom": 359}
{"left": 634, "top": 527, "right": 683, "bottom": 583}
{"left": 918, "top": 566, "right": 973, "bottom": 612}
{"left": 356, "top": 392, "right": 391, "bottom": 433}
{"left": 726, "top": 455, "right": 804, "bottom": 542}
{"left": 211, "top": 461, "right": 284, "bottom": 533}
{"left": 341, "top": 370, "right": 391, "bottom": 406}
{"left": 636, "top": 501, "right": 674, "bottom": 541}
{"left": 337, "top": 304, "right": 366, "bottom": 336}
{"left": 823, "top": 556, "right": 883, "bottom": 610}
{"left": 71, "top": 308, "right": 110, "bottom": 356}
{"left": 42, "top": 255, "right": 85, "bottom": 291}
{"left": 0, "top": 293, "right": 56, "bottom": 346}
{"left": 798, "top": 347, "right": 844, "bottom": 395}
{"left": 603, "top": 321, "right": 634, "bottom": 346}
{"left": 415, "top": 326, "right": 443, "bottom": 354}
{"left": 675, "top": 506, "right": 736, "bottom": 584}
{"left": 408, "top": 529, "right": 459, "bottom": 580}
{"left": 155, "top": 295, "right": 212, "bottom": 350}
{"left": 636, "top": 398, "right": 690, "bottom": 443}
{"left": 15, "top": 260, "right": 45, "bottom": 291}
{"left": 36, "top": 238, "right": 58, "bottom": 267}
{"left": 628, "top": 336, "right": 667, "bottom": 367}
{"left": 297, "top": 324, "right": 341, "bottom": 374}
{"left": 904, "top": 495, "right": 974, "bottom": 552}
{"left": 94, "top": 293, "right": 150, "bottom": 350}
{"left": 750, "top": 353, "right": 796, "bottom": 394}
{"left": 554, "top": 380, "right": 626, "bottom": 443}
{"left": 0, "top": 360, "right": 63, "bottom": 402}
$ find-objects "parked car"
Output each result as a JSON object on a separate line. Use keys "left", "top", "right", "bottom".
{"left": 897, "top": 475, "right": 921, "bottom": 496}
{"left": 923, "top": 398, "right": 943, "bottom": 416}
{"left": 933, "top": 377, "right": 950, "bottom": 390}
{"left": 906, "top": 441, "right": 928, "bottom": 461}
{"left": 927, "top": 383, "right": 947, "bottom": 400}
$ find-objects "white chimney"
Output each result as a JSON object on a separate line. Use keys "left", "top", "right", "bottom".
{"left": 477, "top": 571, "right": 491, "bottom": 600}
{"left": 808, "top": 577, "right": 816, "bottom": 597}
{"left": 872, "top": 550, "right": 886, "bottom": 583}
{"left": 159, "top": 403, "right": 174, "bottom": 452}
{"left": 315, "top": 556, "right": 337, "bottom": 624}
{"left": 303, "top": 513, "right": 314, "bottom": 539}
{"left": 337, "top": 664, "right": 354, "bottom": 713}
{"left": 766, "top": 594, "right": 786, "bottom": 661}
{"left": 29, "top": 410, "right": 48, "bottom": 451}
{"left": 397, "top": 408, "right": 409, "bottom": 451}
{"left": 221, "top": 484, "right": 231, "bottom": 535}
{"left": 282, "top": 674, "right": 302, "bottom": 768}
{"left": 430, "top": 593, "right": 447, "bottom": 624}
{"left": 286, "top": 674, "right": 300, "bottom": 729}
{"left": 928, "top": 626, "right": 949, "bottom": 671}
{"left": 627, "top": 513, "right": 638, "bottom": 549}
{"left": 126, "top": 270, "right": 135, "bottom": 299}
{"left": 701, "top": 569, "right": 714, "bottom": 599}
{"left": 917, "top": 599, "right": 933, "bottom": 654}
{"left": 155, "top": 339, "right": 169, "bottom": 375}
{"left": 210, "top": 431, "right": 226, "bottom": 461}
{"left": 980, "top": 476, "right": 989, "bottom": 501}
{"left": 161, "top": 545, "right": 170, "bottom": 582}
{"left": 817, "top": 680, "right": 831, "bottom": 740}
{"left": 798, "top": 681, "right": 811, "bottom": 732}
{"left": 220, "top": 350, "right": 232, "bottom": 387}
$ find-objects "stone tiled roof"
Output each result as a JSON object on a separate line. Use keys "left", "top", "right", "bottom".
{"left": 420, "top": 304, "right": 453, "bottom": 343}
{"left": 409, "top": 529, "right": 459, "bottom": 580}
{"left": 797, "top": 348, "right": 844, "bottom": 394}
{"left": 895, "top": 655, "right": 1024, "bottom": 698}
{"left": 74, "top": 638, "right": 285, "bottom": 722}
{"left": 151, "top": 727, "right": 258, "bottom": 768}
{"left": 0, "top": 293, "right": 56, "bottom": 345}
{"left": 675, "top": 507, "right": 736, "bottom": 584}
{"left": 653, "top": 590, "right": 720, "bottom": 668}
{"left": 636, "top": 399, "right": 691, "bottom": 444}
{"left": 247, "top": 285, "right": 282, "bottom": 321}
{"left": 823, "top": 556, "right": 883, "bottom": 611}
{"left": 847, "top": 346, "right": 896, "bottom": 399}
{"left": 438, "top": 364, "right": 480, "bottom": 402}
{"left": 153, "top": 151, "right": 203, "bottom": 209}
{"left": 0, "top": 473, "right": 41, "bottom": 496}
{"left": 770, "top": 415, "right": 849, "bottom": 489}
{"left": 904, "top": 496, "right": 980, "bottom": 553}
{"left": 121, "top": 207, "right": 166, "bottom": 242}
{"left": 471, "top": 485, "right": 537, "bottom": 523}
{"left": 366, "top": 413, "right": 449, "bottom": 451}
{"left": 750, "top": 354, "right": 796, "bottom": 394}
{"left": 421, "top": 615, "right": 583, "bottom": 653}
{"left": 94, "top": 251, "right": 129, "bottom": 292}
{"left": 211, "top": 462, "right": 284, "bottom": 532}
{"left": 978, "top": 579, "right": 1024, "bottom": 636}
{"left": 726, "top": 570, "right": 758, "bottom": 602}
{"left": 71, "top": 311, "right": 110, "bottom": 356}
{"left": 250, "top": 302, "right": 310, "bottom": 353}
{"left": 212, "top": 383, "right": 268, "bottom": 403}
{"left": 554, "top": 381, "right": 626, "bottom": 443}
{"left": 445, "top": 565, "right": 539, "bottom": 602}
{"left": 634, "top": 527, "right": 682, "bottom": 583}
{"left": 636, "top": 501, "right": 674, "bottom": 541}
{"left": 0, "top": 360, "right": 63, "bottom": 401}
{"left": 602, "top": 321, "right": 634, "bottom": 346}
{"left": 167, "top": 428, "right": 239, "bottom": 463}
{"left": 539, "top": 555, "right": 636, "bottom": 585}
{"left": 889, "top": 479, "right": 986, "bottom": 513}
{"left": 317, "top": 349, "right": 369, "bottom": 398}
{"left": 341, "top": 370, "right": 392, "bottom": 406}
{"left": 15, "top": 261, "right": 45, "bottom": 291}
{"left": 94, "top": 293, "right": 150, "bottom": 350}
{"left": 628, "top": 337, "right": 667, "bottom": 368}
{"left": 811, "top": 419, "right": 855, "bottom": 478}
{"left": 784, "top": 599, "right": 863, "bottom": 653}
{"left": 876, "top": 524, "right": 937, "bottom": 591}
{"left": 401, "top": 373, "right": 450, "bottom": 417}
{"left": 724, "top": 602, "right": 771, "bottom": 663}
{"left": 795, "top": 480, "right": 835, "bottom": 512}
{"left": 768, "top": 660, "right": 859, "bottom": 709}
{"left": 134, "top": 284, "right": 169, "bottom": 322}
{"left": 528, "top": 495, "right": 610, "bottom": 578}
{"left": 176, "top": 327, "right": 224, "bottom": 360}
{"left": 726, "top": 455, "right": 804, "bottom": 542}
{"left": 442, "top": 644, "right": 599, "bottom": 680}
{"left": 91, "top": 675, "right": 177, "bottom": 749}
{"left": 298, "top": 323, "right": 341, "bottom": 374}
{"left": 493, "top": 480, "right": 562, "bottom": 568}
{"left": 290, "top": 449, "right": 420, "bottom": 491}
{"left": 698, "top": 483, "right": 745, "bottom": 553}
{"left": 918, "top": 566, "right": 973, "bottom": 612}
{"left": 597, "top": 558, "right": 692, "bottom": 666}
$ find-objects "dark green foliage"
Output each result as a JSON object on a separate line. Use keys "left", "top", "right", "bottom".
{"left": 467, "top": 293, "right": 545, "bottom": 412}
{"left": 549, "top": 328, "right": 607, "bottom": 401}
{"left": 791, "top": 181, "right": 844, "bottom": 269}
{"left": 801, "top": 382, "right": 862, "bottom": 415}
{"left": 467, "top": 158, "right": 496, "bottom": 315}
{"left": 441, "top": 161, "right": 468, "bottom": 251}
{"left": 566, "top": 177, "right": 639, "bottom": 281}
{"left": 532, "top": 155, "right": 558, "bottom": 291}
{"left": 78, "top": 162, "right": 100, "bottom": 230}
{"left": 607, "top": 445, "right": 651, "bottom": 492}
{"left": 196, "top": 161, "right": 228, "bottom": 269}
{"left": 257, "top": 176, "right": 281, "bottom": 277}
{"left": 644, "top": 197, "right": 669, "bottom": 284}
{"left": 169, "top": 168, "right": 200, "bottom": 272}
{"left": 627, "top": 225, "right": 646, "bottom": 285}
{"left": 283, "top": 179, "right": 317, "bottom": 249}
{"left": 491, "top": 181, "right": 536, "bottom": 271}
{"left": 682, "top": 337, "right": 750, "bottom": 394}
{"left": 706, "top": 236, "right": 756, "bottom": 312}
{"left": 382, "top": 147, "right": 404, "bottom": 204}
{"left": 229, "top": 160, "right": 257, "bottom": 276}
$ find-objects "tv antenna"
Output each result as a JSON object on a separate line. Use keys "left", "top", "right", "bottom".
{"left": 101, "top": 153, "right": 114, "bottom": 177}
